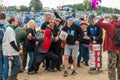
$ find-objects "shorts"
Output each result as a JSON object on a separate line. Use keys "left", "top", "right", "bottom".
{"left": 64, "top": 44, "right": 79, "bottom": 57}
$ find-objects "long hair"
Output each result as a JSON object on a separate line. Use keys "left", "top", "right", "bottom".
{"left": 26, "top": 20, "right": 37, "bottom": 30}
{"left": 44, "top": 13, "right": 51, "bottom": 22}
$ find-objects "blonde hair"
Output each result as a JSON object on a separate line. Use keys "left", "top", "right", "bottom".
{"left": 26, "top": 20, "right": 37, "bottom": 30}
{"left": 23, "top": 24, "right": 27, "bottom": 30}
{"left": 44, "top": 13, "right": 51, "bottom": 22}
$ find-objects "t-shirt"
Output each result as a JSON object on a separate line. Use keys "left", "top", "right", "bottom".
{"left": 2, "top": 27, "right": 18, "bottom": 56}
{"left": 41, "top": 22, "right": 49, "bottom": 30}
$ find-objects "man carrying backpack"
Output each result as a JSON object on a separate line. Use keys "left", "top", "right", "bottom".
{"left": 0, "top": 12, "right": 8, "bottom": 80}
{"left": 97, "top": 14, "right": 120, "bottom": 80}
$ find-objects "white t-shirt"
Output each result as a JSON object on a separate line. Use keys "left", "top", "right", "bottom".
{"left": 2, "top": 26, "right": 19, "bottom": 56}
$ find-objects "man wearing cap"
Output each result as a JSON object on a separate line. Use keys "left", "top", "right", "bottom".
{"left": 87, "top": 15, "right": 103, "bottom": 70}
{"left": 61, "top": 16, "right": 83, "bottom": 77}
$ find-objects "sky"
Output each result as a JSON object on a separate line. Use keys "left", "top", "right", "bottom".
{"left": 2, "top": 0, "right": 120, "bottom": 9}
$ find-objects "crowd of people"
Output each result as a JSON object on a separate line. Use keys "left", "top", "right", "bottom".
{"left": 0, "top": 10, "right": 120, "bottom": 80}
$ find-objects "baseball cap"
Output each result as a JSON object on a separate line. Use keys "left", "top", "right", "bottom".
{"left": 66, "top": 16, "right": 72, "bottom": 20}
{"left": 89, "top": 15, "right": 95, "bottom": 19}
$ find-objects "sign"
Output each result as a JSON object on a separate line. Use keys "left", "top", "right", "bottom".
{"left": 89, "top": 44, "right": 101, "bottom": 68}
{"left": 59, "top": 30, "right": 68, "bottom": 40}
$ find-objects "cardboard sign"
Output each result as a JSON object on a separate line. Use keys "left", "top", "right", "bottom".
{"left": 89, "top": 44, "right": 101, "bottom": 68}
{"left": 59, "top": 30, "right": 68, "bottom": 40}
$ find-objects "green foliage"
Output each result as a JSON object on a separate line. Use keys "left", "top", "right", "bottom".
{"left": 72, "top": 8, "right": 76, "bottom": 17}
{"left": 63, "top": 2, "right": 120, "bottom": 15}
{"left": 19, "top": 5, "right": 29, "bottom": 11}
{"left": 7, "top": 6, "right": 18, "bottom": 11}
{"left": 29, "top": 0, "right": 42, "bottom": 12}
{"left": 84, "top": 0, "right": 92, "bottom": 10}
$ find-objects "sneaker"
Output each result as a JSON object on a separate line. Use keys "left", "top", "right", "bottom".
{"left": 42, "top": 63, "right": 46, "bottom": 67}
{"left": 28, "top": 71, "right": 36, "bottom": 75}
{"left": 44, "top": 68, "right": 49, "bottom": 71}
{"left": 85, "top": 62, "right": 89, "bottom": 66}
{"left": 81, "top": 59, "right": 85, "bottom": 63}
{"left": 19, "top": 68, "right": 24, "bottom": 73}
{"left": 64, "top": 71, "right": 68, "bottom": 77}
{"left": 71, "top": 70, "right": 77, "bottom": 75}
{"left": 48, "top": 68, "right": 55, "bottom": 72}
{"left": 57, "top": 67, "right": 62, "bottom": 71}
{"left": 90, "top": 68, "right": 96, "bottom": 71}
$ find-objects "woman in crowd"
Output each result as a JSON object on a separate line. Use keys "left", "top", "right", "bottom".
{"left": 77, "top": 21, "right": 90, "bottom": 67}
{"left": 47, "top": 19, "right": 61, "bottom": 71}
{"left": 25, "top": 20, "right": 37, "bottom": 74}
{"left": 40, "top": 13, "right": 52, "bottom": 33}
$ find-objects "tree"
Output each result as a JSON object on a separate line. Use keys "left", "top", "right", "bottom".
{"left": 29, "top": 0, "right": 42, "bottom": 12}
{"left": 19, "top": 5, "right": 29, "bottom": 11}
{"left": 63, "top": 3, "right": 120, "bottom": 15}
{"left": 7, "top": 6, "right": 18, "bottom": 11}
{"left": 72, "top": 8, "right": 76, "bottom": 17}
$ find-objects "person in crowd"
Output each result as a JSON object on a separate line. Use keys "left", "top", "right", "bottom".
{"left": 54, "top": 10, "right": 64, "bottom": 24}
{"left": 34, "top": 29, "right": 60, "bottom": 72}
{"left": 24, "top": 15, "right": 30, "bottom": 24}
{"left": 15, "top": 21, "right": 27, "bottom": 73}
{"left": 39, "top": 13, "right": 52, "bottom": 68}
{"left": 87, "top": 15, "right": 103, "bottom": 45}
{"left": 97, "top": 14, "right": 120, "bottom": 80}
{"left": 54, "top": 10, "right": 67, "bottom": 29}
{"left": 21, "top": 24, "right": 28, "bottom": 71}
{"left": 77, "top": 21, "right": 90, "bottom": 67}
{"left": 54, "top": 10, "right": 72, "bottom": 68}
{"left": 2, "top": 18, "right": 22, "bottom": 80}
{"left": 55, "top": 18, "right": 63, "bottom": 31}
{"left": 0, "top": 12, "right": 8, "bottom": 80}
{"left": 61, "top": 16, "right": 84, "bottom": 77}
{"left": 16, "top": 17, "right": 24, "bottom": 27}
{"left": 87, "top": 15, "right": 103, "bottom": 70}
{"left": 40, "top": 13, "right": 52, "bottom": 33}
{"left": 79, "top": 18, "right": 84, "bottom": 22}
{"left": 25, "top": 20, "right": 37, "bottom": 74}
{"left": 48, "top": 19, "right": 61, "bottom": 71}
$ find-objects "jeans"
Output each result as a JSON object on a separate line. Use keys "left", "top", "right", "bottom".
{"left": 3, "top": 55, "right": 21, "bottom": 80}
{"left": 3, "top": 56, "right": 9, "bottom": 80}
{"left": 10, "top": 55, "right": 21, "bottom": 80}
{"left": 0, "top": 51, "right": 3, "bottom": 78}
{"left": 78, "top": 44, "right": 89, "bottom": 63}
{"left": 28, "top": 51, "right": 34, "bottom": 69}
{"left": 22, "top": 46, "right": 28, "bottom": 69}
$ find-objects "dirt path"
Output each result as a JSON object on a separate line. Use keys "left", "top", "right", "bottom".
{"left": 18, "top": 52, "right": 109, "bottom": 80}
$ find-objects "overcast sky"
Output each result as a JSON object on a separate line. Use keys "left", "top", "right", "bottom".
{"left": 2, "top": 0, "right": 120, "bottom": 9}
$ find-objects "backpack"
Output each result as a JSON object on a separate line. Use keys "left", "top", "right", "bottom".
{"left": 0, "top": 24, "right": 5, "bottom": 44}
{"left": 15, "top": 27, "right": 27, "bottom": 42}
{"left": 112, "top": 27, "right": 120, "bottom": 46}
